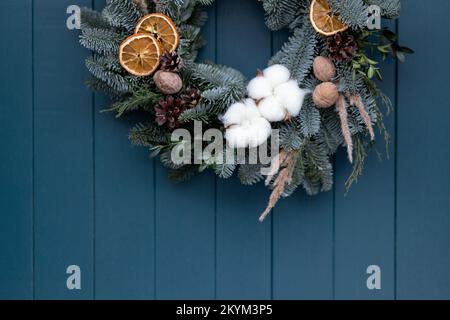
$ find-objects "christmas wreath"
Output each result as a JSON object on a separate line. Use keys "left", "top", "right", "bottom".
{"left": 80, "top": 0, "right": 411, "bottom": 221}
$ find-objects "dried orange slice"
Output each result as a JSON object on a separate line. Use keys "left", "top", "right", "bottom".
{"left": 310, "top": 0, "right": 348, "bottom": 36}
{"left": 119, "top": 33, "right": 162, "bottom": 77}
{"left": 135, "top": 13, "right": 180, "bottom": 53}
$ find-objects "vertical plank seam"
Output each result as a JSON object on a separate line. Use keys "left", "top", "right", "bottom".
{"left": 91, "top": 0, "right": 96, "bottom": 301}
{"left": 153, "top": 158, "right": 157, "bottom": 299}
{"left": 270, "top": 30, "right": 275, "bottom": 301}
{"left": 31, "top": 0, "right": 36, "bottom": 301}
{"left": 332, "top": 155, "right": 336, "bottom": 300}
{"left": 394, "top": 17, "right": 400, "bottom": 301}
{"left": 213, "top": 1, "right": 218, "bottom": 300}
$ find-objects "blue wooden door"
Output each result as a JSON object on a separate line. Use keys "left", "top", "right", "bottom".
{"left": 1, "top": 0, "right": 450, "bottom": 300}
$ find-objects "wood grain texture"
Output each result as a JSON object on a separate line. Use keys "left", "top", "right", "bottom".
{"left": 93, "top": 0, "right": 156, "bottom": 300}
{"left": 1, "top": 0, "right": 450, "bottom": 300}
{"left": 33, "top": 0, "right": 94, "bottom": 299}
{"left": 397, "top": 0, "right": 450, "bottom": 299}
{"left": 215, "top": 0, "right": 272, "bottom": 300}
{"left": 0, "top": 0, "right": 33, "bottom": 299}
{"left": 334, "top": 21, "right": 397, "bottom": 300}
{"left": 272, "top": 31, "right": 334, "bottom": 300}
{"left": 154, "top": 4, "right": 217, "bottom": 300}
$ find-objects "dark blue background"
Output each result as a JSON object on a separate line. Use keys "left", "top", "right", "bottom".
{"left": 1, "top": 0, "right": 449, "bottom": 300}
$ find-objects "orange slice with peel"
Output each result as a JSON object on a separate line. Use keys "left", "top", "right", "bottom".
{"left": 135, "top": 13, "right": 180, "bottom": 53}
{"left": 310, "top": 0, "right": 348, "bottom": 36}
{"left": 119, "top": 33, "right": 162, "bottom": 77}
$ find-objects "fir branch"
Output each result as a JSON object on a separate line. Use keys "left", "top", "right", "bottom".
{"left": 213, "top": 148, "right": 236, "bottom": 179}
{"left": 278, "top": 120, "right": 303, "bottom": 151}
{"left": 129, "top": 123, "right": 170, "bottom": 147}
{"left": 102, "top": 0, "right": 144, "bottom": 31}
{"left": 345, "top": 134, "right": 367, "bottom": 191}
{"left": 365, "top": 0, "right": 401, "bottom": 19}
{"left": 179, "top": 103, "right": 213, "bottom": 124}
{"left": 190, "top": 63, "right": 246, "bottom": 114}
{"left": 85, "top": 55, "right": 131, "bottom": 94}
{"left": 238, "top": 164, "right": 264, "bottom": 186}
{"left": 80, "top": 7, "right": 111, "bottom": 29}
{"left": 318, "top": 108, "right": 344, "bottom": 154}
{"left": 80, "top": 27, "right": 124, "bottom": 55}
{"left": 86, "top": 77, "right": 122, "bottom": 99}
{"left": 270, "top": 22, "right": 317, "bottom": 83}
{"left": 329, "top": 0, "right": 368, "bottom": 29}
{"left": 161, "top": 149, "right": 184, "bottom": 169}
{"left": 106, "top": 86, "right": 162, "bottom": 118}
{"left": 303, "top": 140, "right": 334, "bottom": 192}
{"left": 299, "top": 97, "right": 321, "bottom": 138}
{"left": 260, "top": 0, "right": 305, "bottom": 31}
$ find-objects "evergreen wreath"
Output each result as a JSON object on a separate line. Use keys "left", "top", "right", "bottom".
{"left": 80, "top": 0, "right": 412, "bottom": 221}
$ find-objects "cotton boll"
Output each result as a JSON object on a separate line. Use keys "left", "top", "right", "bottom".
{"left": 225, "top": 126, "right": 249, "bottom": 149}
{"left": 246, "top": 117, "right": 272, "bottom": 148}
{"left": 258, "top": 96, "right": 286, "bottom": 122}
{"left": 274, "top": 80, "right": 309, "bottom": 117}
{"left": 222, "top": 101, "right": 247, "bottom": 127}
{"left": 242, "top": 98, "right": 261, "bottom": 119}
{"left": 223, "top": 99, "right": 272, "bottom": 149}
{"left": 247, "top": 76, "right": 273, "bottom": 100}
{"left": 263, "top": 64, "right": 291, "bottom": 88}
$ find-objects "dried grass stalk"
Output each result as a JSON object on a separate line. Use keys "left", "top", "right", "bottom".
{"left": 336, "top": 94, "right": 353, "bottom": 164}
{"left": 349, "top": 94, "right": 375, "bottom": 141}
{"left": 264, "top": 149, "right": 289, "bottom": 186}
{"left": 259, "top": 150, "right": 299, "bottom": 222}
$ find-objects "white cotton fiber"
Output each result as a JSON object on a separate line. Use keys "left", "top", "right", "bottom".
{"left": 274, "top": 80, "right": 309, "bottom": 117}
{"left": 247, "top": 117, "right": 272, "bottom": 148}
{"left": 242, "top": 99, "right": 261, "bottom": 119}
{"left": 263, "top": 64, "right": 291, "bottom": 88}
{"left": 257, "top": 96, "right": 286, "bottom": 122}
{"left": 222, "top": 101, "right": 247, "bottom": 127}
{"left": 225, "top": 126, "right": 248, "bottom": 149}
{"left": 247, "top": 76, "right": 273, "bottom": 100}
{"left": 222, "top": 99, "right": 272, "bottom": 149}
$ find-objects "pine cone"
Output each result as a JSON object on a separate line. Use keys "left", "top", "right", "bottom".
{"left": 159, "top": 52, "right": 183, "bottom": 72}
{"left": 154, "top": 96, "right": 186, "bottom": 130}
{"left": 180, "top": 87, "right": 201, "bottom": 107}
{"left": 327, "top": 32, "right": 358, "bottom": 62}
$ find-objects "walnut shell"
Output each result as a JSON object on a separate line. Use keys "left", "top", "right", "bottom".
{"left": 313, "top": 82, "right": 339, "bottom": 108}
{"left": 313, "top": 56, "right": 336, "bottom": 82}
{"left": 154, "top": 71, "right": 183, "bottom": 95}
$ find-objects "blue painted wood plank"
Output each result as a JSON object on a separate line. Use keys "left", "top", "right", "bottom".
{"left": 33, "top": 0, "right": 94, "bottom": 299}
{"left": 334, "top": 21, "right": 397, "bottom": 300}
{"left": 92, "top": 0, "right": 155, "bottom": 300}
{"left": 215, "top": 0, "right": 272, "bottom": 300}
{"left": 154, "top": 4, "right": 217, "bottom": 300}
{"left": 0, "top": 0, "right": 33, "bottom": 300}
{"left": 397, "top": 0, "right": 450, "bottom": 299}
{"left": 271, "top": 31, "right": 334, "bottom": 300}
{"left": 273, "top": 194, "right": 334, "bottom": 300}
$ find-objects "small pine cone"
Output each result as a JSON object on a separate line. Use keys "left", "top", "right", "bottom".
{"left": 327, "top": 32, "right": 358, "bottom": 62}
{"left": 180, "top": 87, "right": 202, "bottom": 107}
{"left": 154, "top": 96, "right": 186, "bottom": 130}
{"left": 159, "top": 52, "right": 183, "bottom": 72}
